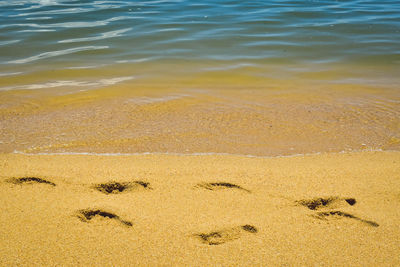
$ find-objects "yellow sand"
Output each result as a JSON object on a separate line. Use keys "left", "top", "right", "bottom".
{"left": 1, "top": 151, "right": 399, "bottom": 266}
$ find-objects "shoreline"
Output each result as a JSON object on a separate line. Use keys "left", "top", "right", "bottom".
{"left": 1, "top": 150, "right": 399, "bottom": 266}
{"left": 9, "top": 147, "right": 398, "bottom": 158}
{"left": 2, "top": 74, "right": 399, "bottom": 155}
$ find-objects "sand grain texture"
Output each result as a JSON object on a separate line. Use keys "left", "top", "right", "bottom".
{"left": 0, "top": 151, "right": 399, "bottom": 266}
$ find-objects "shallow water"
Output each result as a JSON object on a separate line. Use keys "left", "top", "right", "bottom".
{"left": 0, "top": 0, "right": 399, "bottom": 155}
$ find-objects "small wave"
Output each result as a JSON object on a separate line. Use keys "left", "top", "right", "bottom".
{"left": 15, "top": 0, "right": 61, "bottom": 9}
{"left": 25, "top": 16, "right": 53, "bottom": 20}
{"left": 2, "top": 21, "right": 108, "bottom": 29}
{"left": 12, "top": 149, "right": 391, "bottom": 159}
{"left": 125, "top": 94, "right": 190, "bottom": 105}
{"left": 203, "top": 63, "right": 258, "bottom": 71}
{"left": 106, "top": 16, "right": 133, "bottom": 22}
{"left": 9, "top": 7, "right": 98, "bottom": 17}
{"left": 18, "top": 29, "right": 56, "bottom": 32}
{"left": 46, "top": 20, "right": 109, "bottom": 28}
{"left": 0, "top": 40, "right": 20, "bottom": 46}
{"left": 2, "top": 81, "right": 93, "bottom": 90}
{"left": 0, "top": 76, "right": 135, "bottom": 91}
{"left": 8, "top": 46, "right": 109, "bottom": 64}
{"left": 141, "top": 27, "right": 186, "bottom": 35}
{"left": 0, "top": 72, "right": 23, "bottom": 77}
{"left": 98, "top": 76, "right": 135, "bottom": 85}
{"left": 58, "top": 27, "right": 132, "bottom": 43}
{"left": 0, "top": 23, "right": 42, "bottom": 28}
{"left": 115, "top": 57, "right": 157, "bottom": 64}
{"left": 37, "top": 0, "right": 59, "bottom": 5}
{"left": 330, "top": 77, "right": 400, "bottom": 87}
{"left": 155, "top": 27, "right": 184, "bottom": 32}
{"left": 65, "top": 64, "right": 108, "bottom": 69}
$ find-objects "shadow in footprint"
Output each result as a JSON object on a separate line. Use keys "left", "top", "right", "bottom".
{"left": 297, "top": 197, "right": 356, "bottom": 210}
{"left": 313, "top": 211, "right": 379, "bottom": 227}
{"left": 196, "top": 182, "right": 251, "bottom": 193}
{"left": 93, "top": 180, "right": 151, "bottom": 194}
{"left": 76, "top": 209, "right": 133, "bottom": 227}
{"left": 7, "top": 177, "right": 56, "bottom": 186}
{"left": 195, "top": 224, "right": 258, "bottom": 245}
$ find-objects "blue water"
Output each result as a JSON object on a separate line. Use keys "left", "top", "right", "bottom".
{"left": 1, "top": 0, "right": 400, "bottom": 72}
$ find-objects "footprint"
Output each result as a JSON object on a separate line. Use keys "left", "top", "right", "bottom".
{"left": 297, "top": 197, "right": 356, "bottom": 210}
{"left": 196, "top": 182, "right": 251, "bottom": 193}
{"left": 76, "top": 209, "right": 133, "bottom": 227}
{"left": 194, "top": 224, "right": 258, "bottom": 245}
{"left": 313, "top": 211, "right": 379, "bottom": 227}
{"left": 7, "top": 177, "right": 56, "bottom": 186}
{"left": 93, "top": 180, "right": 151, "bottom": 194}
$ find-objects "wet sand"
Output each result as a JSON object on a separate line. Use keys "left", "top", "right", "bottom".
{"left": 1, "top": 151, "right": 399, "bottom": 266}
{"left": 1, "top": 69, "right": 400, "bottom": 155}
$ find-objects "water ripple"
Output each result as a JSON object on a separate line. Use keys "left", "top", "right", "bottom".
{"left": 8, "top": 46, "right": 109, "bottom": 64}
{"left": 58, "top": 27, "right": 132, "bottom": 43}
{"left": 0, "top": 0, "right": 399, "bottom": 70}
{"left": 0, "top": 40, "right": 21, "bottom": 46}
{"left": 0, "top": 76, "right": 135, "bottom": 91}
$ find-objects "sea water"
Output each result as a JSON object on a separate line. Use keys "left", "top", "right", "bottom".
{"left": 0, "top": 0, "right": 399, "bottom": 155}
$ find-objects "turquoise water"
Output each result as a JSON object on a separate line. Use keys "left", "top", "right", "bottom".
{"left": 1, "top": 0, "right": 400, "bottom": 73}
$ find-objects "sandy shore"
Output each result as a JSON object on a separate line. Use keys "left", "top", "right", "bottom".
{"left": 0, "top": 151, "right": 399, "bottom": 266}
{"left": 1, "top": 72, "right": 400, "bottom": 156}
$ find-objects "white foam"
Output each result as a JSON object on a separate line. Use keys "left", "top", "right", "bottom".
{"left": 98, "top": 76, "right": 135, "bottom": 85}
{"left": 105, "top": 16, "right": 133, "bottom": 22}
{"left": 16, "top": 0, "right": 60, "bottom": 8}
{"left": 11, "top": 148, "right": 390, "bottom": 159}
{"left": 0, "top": 72, "right": 23, "bottom": 77}
{"left": 8, "top": 46, "right": 109, "bottom": 64}
{"left": 8, "top": 7, "right": 98, "bottom": 17}
{"left": 65, "top": 64, "right": 108, "bottom": 69}
{"left": 125, "top": 94, "right": 190, "bottom": 105}
{"left": 203, "top": 63, "right": 257, "bottom": 71}
{"left": 115, "top": 57, "right": 155, "bottom": 63}
{"left": 0, "top": 76, "right": 135, "bottom": 91}
{"left": 25, "top": 16, "right": 52, "bottom": 20}
{"left": 18, "top": 29, "right": 56, "bottom": 32}
{"left": 38, "top": 0, "right": 59, "bottom": 5}
{"left": 46, "top": 20, "right": 109, "bottom": 28}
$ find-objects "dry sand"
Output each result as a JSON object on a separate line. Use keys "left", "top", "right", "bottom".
{"left": 0, "top": 151, "right": 399, "bottom": 266}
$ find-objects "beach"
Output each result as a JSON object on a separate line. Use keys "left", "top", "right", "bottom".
{"left": 1, "top": 0, "right": 400, "bottom": 265}
{"left": 1, "top": 151, "right": 399, "bottom": 266}
{"left": 1, "top": 64, "right": 399, "bottom": 267}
